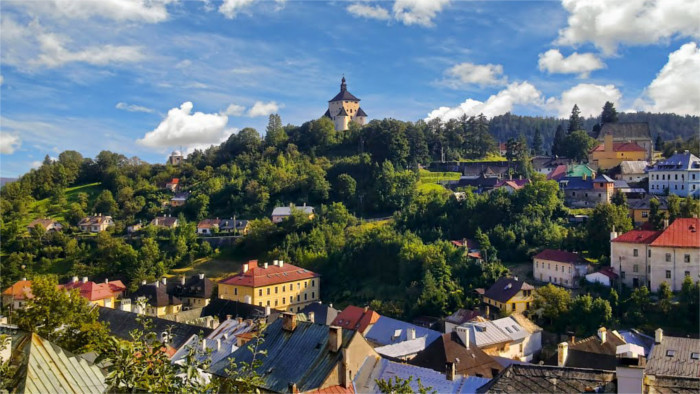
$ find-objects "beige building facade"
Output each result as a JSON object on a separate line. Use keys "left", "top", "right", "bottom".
{"left": 324, "top": 77, "right": 367, "bottom": 131}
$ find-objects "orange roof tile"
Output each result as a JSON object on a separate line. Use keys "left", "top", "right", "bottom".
{"left": 62, "top": 280, "right": 115, "bottom": 301}
{"left": 650, "top": 218, "right": 700, "bottom": 248}
{"left": 331, "top": 305, "right": 380, "bottom": 333}
{"left": 612, "top": 230, "right": 662, "bottom": 244}
{"left": 219, "top": 261, "right": 319, "bottom": 288}
{"left": 2, "top": 280, "right": 34, "bottom": 300}
{"left": 592, "top": 142, "right": 646, "bottom": 153}
{"left": 312, "top": 385, "right": 355, "bottom": 394}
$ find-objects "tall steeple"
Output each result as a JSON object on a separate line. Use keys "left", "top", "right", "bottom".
{"left": 340, "top": 76, "right": 347, "bottom": 92}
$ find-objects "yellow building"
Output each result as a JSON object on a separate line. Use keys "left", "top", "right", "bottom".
{"left": 481, "top": 277, "right": 534, "bottom": 316}
{"left": 323, "top": 77, "right": 368, "bottom": 131}
{"left": 219, "top": 260, "right": 320, "bottom": 312}
{"left": 589, "top": 134, "right": 647, "bottom": 170}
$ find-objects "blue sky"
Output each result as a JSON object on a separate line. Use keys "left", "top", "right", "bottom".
{"left": 1, "top": 0, "right": 699, "bottom": 177}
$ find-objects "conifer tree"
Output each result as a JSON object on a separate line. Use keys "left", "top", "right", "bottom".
{"left": 568, "top": 104, "right": 583, "bottom": 134}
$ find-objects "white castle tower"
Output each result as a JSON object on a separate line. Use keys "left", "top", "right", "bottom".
{"left": 323, "top": 76, "right": 367, "bottom": 131}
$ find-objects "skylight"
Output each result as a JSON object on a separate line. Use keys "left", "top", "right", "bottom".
{"left": 666, "top": 350, "right": 676, "bottom": 357}
{"left": 691, "top": 352, "right": 699, "bottom": 360}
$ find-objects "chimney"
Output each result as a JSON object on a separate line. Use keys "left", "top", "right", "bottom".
{"left": 161, "top": 277, "right": 167, "bottom": 285}
{"left": 264, "top": 262, "right": 268, "bottom": 269}
{"left": 279, "top": 260, "right": 284, "bottom": 267}
{"left": 308, "top": 311, "right": 315, "bottom": 323}
{"left": 226, "top": 314, "right": 232, "bottom": 320}
{"left": 282, "top": 312, "right": 297, "bottom": 332}
{"left": 141, "top": 280, "right": 147, "bottom": 285}
{"left": 663, "top": 219, "right": 669, "bottom": 229}
{"left": 72, "top": 276, "right": 78, "bottom": 283}
{"left": 329, "top": 326, "right": 342, "bottom": 353}
{"left": 303, "top": 202, "right": 306, "bottom": 207}
{"left": 82, "top": 276, "right": 88, "bottom": 283}
{"left": 655, "top": 328, "right": 663, "bottom": 344}
{"left": 407, "top": 327, "right": 416, "bottom": 340}
{"left": 216, "top": 339, "right": 221, "bottom": 352}
{"left": 155, "top": 281, "right": 159, "bottom": 288}
{"left": 446, "top": 362, "right": 456, "bottom": 381}
{"left": 364, "top": 305, "right": 369, "bottom": 313}
{"left": 273, "top": 260, "right": 279, "bottom": 266}
{"left": 242, "top": 263, "right": 249, "bottom": 273}
{"left": 288, "top": 383, "right": 298, "bottom": 394}
{"left": 181, "top": 276, "right": 186, "bottom": 285}
{"left": 201, "top": 338, "right": 207, "bottom": 351}
{"left": 237, "top": 317, "right": 243, "bottom": 323}
{"left": 265, "top": 306, "right": 271, "bottom": 316}
{"left": 198, "top": 273, "right": 204, "bottom": 280}
{"left": 341, "top": 348, "right": 352, "bottom": 388}
{"left": 598, "top": 327, "right": 607, "bottom": 343}
{"left": 558, "top": 342, "right": 569, "bottom": 367}
{"left": 329, "top": 303, "right": 333, "bottom": 309}
{"left": 105, "top": 278, "right": 109, "bottom": 283}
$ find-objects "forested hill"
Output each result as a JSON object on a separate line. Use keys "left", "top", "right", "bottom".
{"left": 489, "top": 112, "right": 700, "bottom": 151}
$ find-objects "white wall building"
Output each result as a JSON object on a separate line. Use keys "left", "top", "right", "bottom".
{"left": 648, "top": 151, "right": 700, "bottom": 197}
{"left": 533, "top": 249, "right": 588, "bottom": 288}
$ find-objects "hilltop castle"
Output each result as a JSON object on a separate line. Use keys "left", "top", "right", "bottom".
{"left": 323, "top": 77, "right": 367, "bottom": 131}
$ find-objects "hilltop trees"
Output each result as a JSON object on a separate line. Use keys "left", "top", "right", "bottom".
{"left": 567, "top": 104, "right": 583, "bottom": 133}
{"left": 552, "top": 125, "right": 567, "bottom": 156}
{"left": 601, "top": 101, "right": 619, "bottom": 125}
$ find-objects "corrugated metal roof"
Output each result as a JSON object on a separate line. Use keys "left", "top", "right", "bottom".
{"left": 16, "top": 333, "right": 107, "bottom": 394}
{"left": 354, "top": 356, "right": 491, "bottom": 394}
{"left": 457, "top": 321, "right": 512, "bottom": 348}
{"left": 490, "top": 317, "right": 528, "bottom": 342}
{"left": 210, "top": 319, "right": 355, "bottom": 393}
{"left": 364, "top": 316, "right": 441, "bottom": 346}
{"left": 374, "top": 336, "right": 428, "bottom": 359}
{"left": 476, "top": 364, "right": 616, "bottom": 393}
{"left": 645, "top": 335, "right": 700, "bottom": 378}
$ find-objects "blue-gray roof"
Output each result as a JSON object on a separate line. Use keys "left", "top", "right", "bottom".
{"left": 650, "top": 151, "right": 700, "bottom": 171}
{"left": 210, "top": 319, "right": 354, "bottom": 392}
{"left": 364, "top": 316, "right": 441, "bottom": 347}
{"left": 354, "top": 356, "right": 490, "bottom": 394}
{"left": 559, "top": 176, "right": 593, "bottom": 190}
{"left": 617, "top": 329, "right": 654, "bottom": 357}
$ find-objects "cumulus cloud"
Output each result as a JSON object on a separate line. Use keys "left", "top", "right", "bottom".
{"left": 538, "top": 49, "right": 605, "bottom": 78}
{"left": 393, "top": 0, "right": 451, "bottom": 27}
{"left": 116, "top": 102, "right": 154, "bottom": 113}
{"left": 14, "top": 0, "right": 173, "bottom": 23}
{"left": 137, "top": 102, "right": 232, "bottom": 150}
{"left": 0, "top": 133, "right": 22, "bottom": 154}
{"left": 347, "top": 3, "right": 391, "bottom": 21}
{"left": 219, "top": 0, "right": 256, "bottom": 18}
{"left": 636, "top": 42, "right": 700, "bottom": 116}
{"left": 427, "top": 82, "right": 544, "bottom": 120}
{"left": 222, "top": 104, "right": 246, "bottom": 116}
{"left": 247, "top": 101, "right": 281, "bottom": 117}
{"left": 557, "top": 0, "right": 700, "bottom": 55}
{"left": 443, "top": 62, "right": 507, "bottom": 87}
{"left": 546, "top": 83, "right": 622, "bottom": 118}
{"left": 1, "top": 17, "right": 145, "bottom": 69}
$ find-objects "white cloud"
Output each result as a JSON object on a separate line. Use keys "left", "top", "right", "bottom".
{"left": 444, "top": 62, "right": 507, "bottom": 87}
{"left": 247, "top": 101, "right": 281, "bottom": 117}
{"left": 393, "top": 0, "right": 450, "bottom": 27}
{"left": 116, "top": 102, "right": 154, "bottom": 113}
{"left": 557, "top": 0, "right": 700, "bottom": 55}
{"left": 219, "top": 0, "right": 257, "bottom": 19}
{"left": 1, "top": 17, "right": 145, "bottom": 69}
{"left": 222, "top": 103, "right": 246, "bottom": 116}
{"left": 31, "top": 161, "right": 43, "bottom": 169}
{"left": 137, "top": 102, "right": 232, "bottom": 150}
{"left": 546, "top": 83, "right": 622, "bottom": 118}
{"left": 427, "top": 82, "right": 544, "bottom": 120}
{"left": 0, "top": 133, "right": 22, "bottom": 154}
{"left": 538, "top": 49, "right": 605, "bottom": 78}
{"left": 636, "top": 42, "right": 700, "bottom": 116}
{"left": 0, "top": 75, "right": 3, "bottom": 86}
{"left": 17, "top": 0, "right": 173, "bottom": 23}
{"left": 347, "top": 3, "right": 391, "bottom": 21}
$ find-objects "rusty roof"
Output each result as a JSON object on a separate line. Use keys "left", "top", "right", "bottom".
{"left": 612, "top": 230, "right": 663, "bottom": 244}
{"left": 650, "top": 218, "right": 700, "bottom": 248}
{"left": 331, "top": 305, "right": 380, "bottom": 333}
{"left": 219, "top": 261, "right": 319, "bottom": 288}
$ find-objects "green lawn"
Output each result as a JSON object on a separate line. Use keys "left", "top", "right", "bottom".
{"left": 26, "top": 183, "right": 102, "bottom": 226}
{"left": 418, "top": 169, "right": 461, "bottom": 182}
{"left": 417, "top": 182, "right": 450, "bottom": 194}
{"left": 459, "top": 153, "right": 507, "bottom": 162}
{"left": 171, "top": 257, "right": 243, "bottom": 281}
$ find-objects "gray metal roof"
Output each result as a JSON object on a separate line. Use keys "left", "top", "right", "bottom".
{"left": 271, "top": 206, "right": 315, "bottom": 216}
{"left": 354, "top": 356, "right": 491, "bottom": 394}
{"left": 374, "top": 336, "right": 429, "bottom": 359}
{"left": 210, "top": 319, "right": 355, "bottom": 392}
{"left": 364, "top": 315, "right": 441, "bottom": 346}
{"left": 619, "top": 160, "right": 649, "bottom": 174}
{"left": 457, "top": 321, "right": 512, "bottom": 348}
{"left": 491, "top": 317, "right": 528, "bottom": 342}
{"left": 651, "top": 151, "right": 700, "bottom": 172}
{"left": 15, "top": 333, "right": 108, "bottom": 394}
{"left": 476, "top": 364, "right": 616, "bottom": 393}
{"left": 645, "top": 335, "right": 700, "bottom": 378}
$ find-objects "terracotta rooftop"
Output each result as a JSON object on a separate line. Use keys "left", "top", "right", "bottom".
{"left": 62, "top": 279, "right": 116, "bottom": 301}
{"left": 591, "top": 141, "right": 646, "bottom": 153}
{"left": 650, "top": 218, "right": 700, "bottom": 248}
{"left": 219, "top": 260, "right": 319, "bottom": 288}
{"left": 331, "top": 305, "right": 380, "bottom": 333}
{"left": 612, "top": 230, "right": 663, "bottom": 244}
{"left": 2, "top": 280, "right": 34, "bottom": 301}
{"left": 534, "top": 249, "right": 585, "bottom": 265}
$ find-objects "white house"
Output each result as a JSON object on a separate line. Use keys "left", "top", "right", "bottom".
{"left": 271, "top": 204, "right": 315, "bottom": 223}
{"left": 533, "top": 249, "right": 589, "bottom": 288}
{"left": 585, "top": 267, "right": 618, "bottom": 287}
{"left": 648, "top": 151, "right": 700, "bottom": 197}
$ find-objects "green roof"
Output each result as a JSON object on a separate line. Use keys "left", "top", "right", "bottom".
{"left": 567, "top": 164, "right": 595, "bottom": 178}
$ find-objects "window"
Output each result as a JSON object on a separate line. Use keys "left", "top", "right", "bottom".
{"left": 598, "top": 193, "right": 601, "bottom": 198}
{"left": 297, "top": 295, "right": 300, "bottom": 302}
{"left": 290, "top": 296, "right": 293, "bottom": 303}
{"left": 275, "top": 287, "right": 278, "bottom": 294}
{"left": 675, "top": 174, "right": 678, "bottom": 180}
{"left": 666, "top": 270, "right": 672, "bottom": 279}
{"left": 282, "top": 297, "right": 285, "bottom": 304}
{"left": 266, "top": 300, "right": 270, "bottom": 306}
{"left": 536, "top": 262, "right": 538, "bottom": 268}
{"left": 259, "top": 289, "right": 262, "bottom": 296}
{"left": 548, "top": 263, "right": 550, "bottom": 269}
{"left": 633, "top": 249, "right": 638, "bottom": 257}
{"left": 691, "top": 352, "right": 700, "bottom": 360}
{"left": 275, "top": 300, "right": 278, "bottom": 306}
{"left": 305, "top": 282, "right": 308, "bottom": 289}
{"left": 633, "top": 264, "right": 639, "bottom": 273}
{"left": 666, "top": 253, "right": 672, "bottom": 262}
{"left": 297, "top": 283, "right": 300, "bottom": 290}
{"left": 648, "top": 250, "right": 651, "bottom": 258}
{"left": 259, "top": 302, "right": 262, "bottom": 306}
{"left": 648, "top": 265, "right": 651, "bottom": 273}
{"left": 555, "top": 265, "right": 558, "bottom": 272}
{"left": 684, "top": 254, "right": 691, "bottom": 263}
{"left": 234, "top": 288, "right": 238, "bottom": 296}
{"left": 282, "top": 285, "right": 285, "bottom": 292}
{"left": 304, "top": 294, "right": 308, "bottom": 300}
{"left": 312, "top": 280, "right": 315, "bottom": 287}
{"left": 685, "top": 271, "right": 690, "bottom": 277}
{"left": 621, "top": 271, "right": 626, "bottom": 279}
{"left": 267, "top": 288, "right": 270, "bottom": 295}
{"left": 312, "top": 292, "right": 315, "bottom": 299}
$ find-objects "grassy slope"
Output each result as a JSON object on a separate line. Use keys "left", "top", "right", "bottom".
{"left": 27, "top": 183, "right": 102, "bottom": 226}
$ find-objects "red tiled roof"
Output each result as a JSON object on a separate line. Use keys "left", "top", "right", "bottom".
{"left": 2, "top": 280, "right": 34, "bottom": 300}
{"left": 592, "top": 142, "right": 646, "bottom": 153}
{"left": 612, "top": 230, "right": 662, "bottom": 244}
{"left": 451, "top": 239, "right": 479, "bottom": 249}
{"left": 331, "top": 305, "right": 380, "bottom": 333}
{"left": 219, "top": 261, "right": 319, "bottom": 287}
{"left": 107, "top": 280, "right": 126, "bottom": 293}
{"left": 312, "top": 385, "right": 355, "bottom": 394}
{"left": 62, "top": 280, "right": 115, "bottom": 301}
{"left": 168, "top": 178, "right": 179, "bottom": 184}
{"left": 197, "top": 218, "right": 221, "bottom": 229}
{"left": 494, "top": 179, "right": 528, "bottom": 190}
{"left": 597, "top": 267, "right": 619, "bottom": 279}
{"left": 547, "top": 165, "right": 568, "bottom": 181}
{"left": 534, "top": 249, "right": 584, "bottom": 264}
{"left": 650, "top": 218, "right": 700, "bottom": 248}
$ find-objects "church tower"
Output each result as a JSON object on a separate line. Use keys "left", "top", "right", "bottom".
{"left": 324, "top": 77, "right": 368, "bottom": 131}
